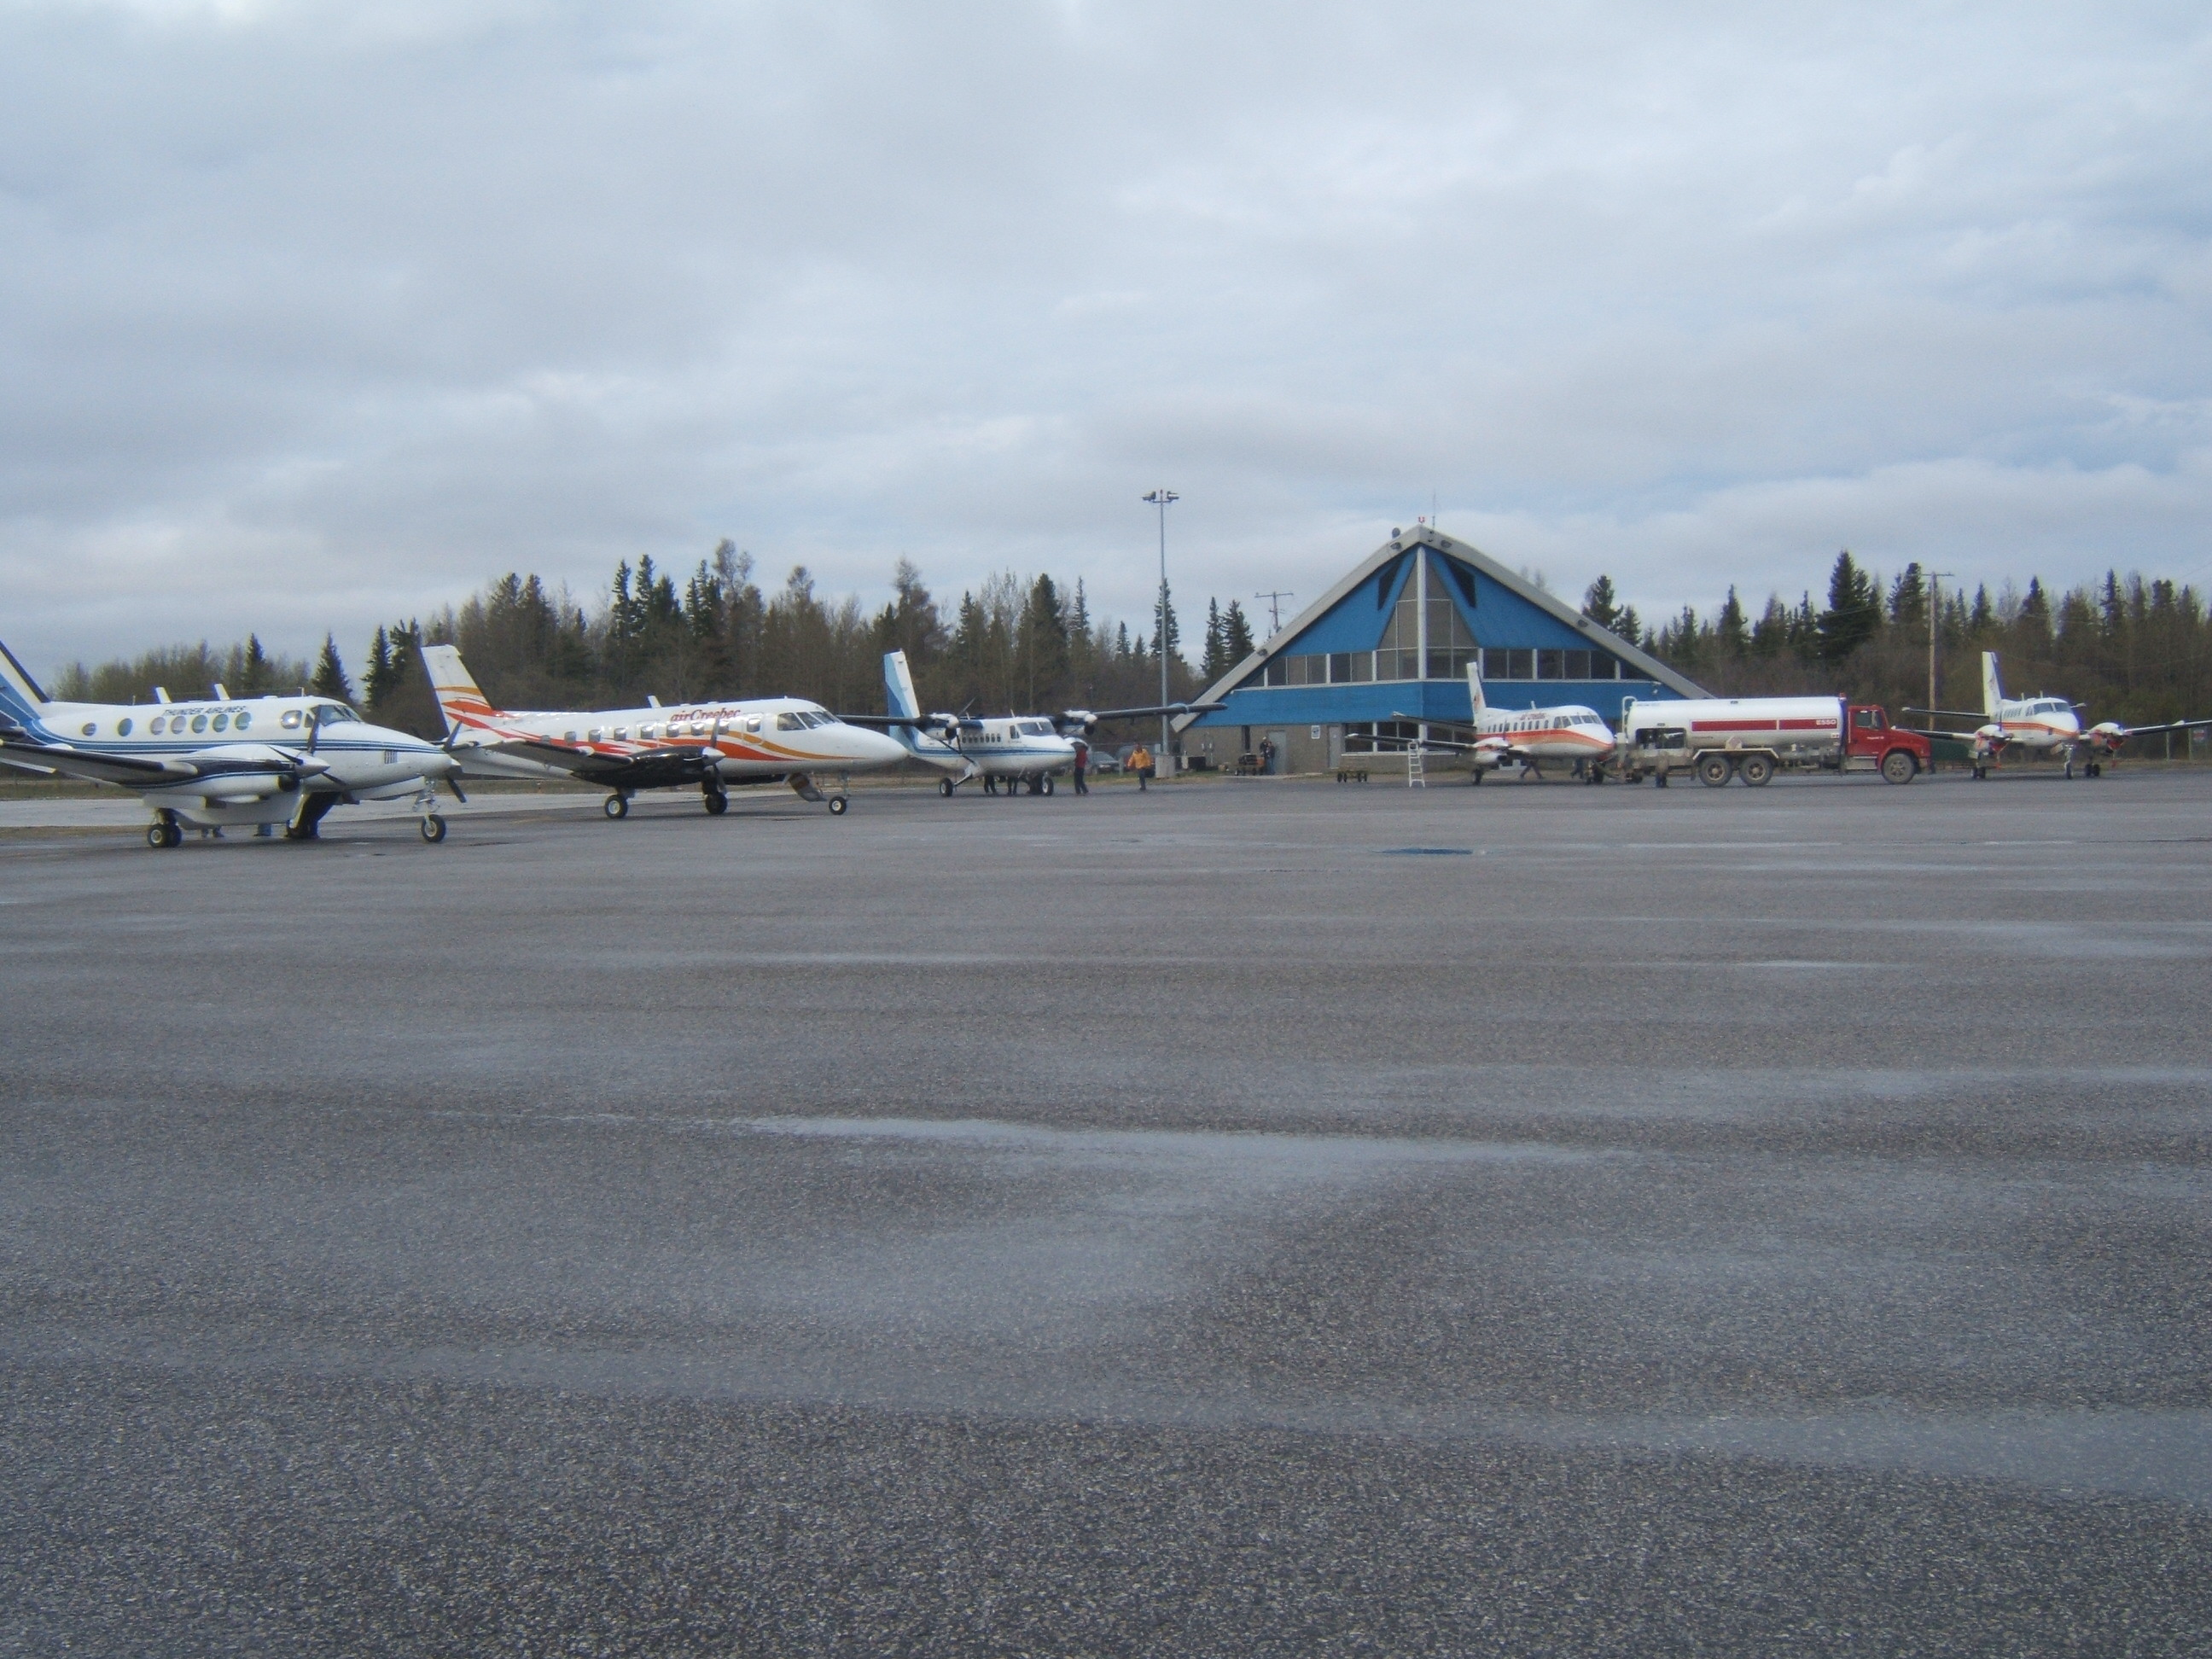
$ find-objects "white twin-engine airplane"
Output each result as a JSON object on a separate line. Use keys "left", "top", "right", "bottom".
{"left": 1914, "top": 651, "right": 2211, "bottom": 779}
{"left": 0, "top": 636, "right": 460, "bottom": 846}
{"left": 847, "top": 650, "right": 1221, "bottom": 795}
{"left": 423, "top": 644, "right": 909, "bottom": 817}
{"left": 1369, "top": 665, "right": 1616, "bottom": 782}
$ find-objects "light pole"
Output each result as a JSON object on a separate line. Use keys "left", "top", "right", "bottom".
{"left": 1144, "top": 488, "right": 1179, "bottom": 775}
{"left": 1927, "top": 570, "right": 1955, "bottom": 719}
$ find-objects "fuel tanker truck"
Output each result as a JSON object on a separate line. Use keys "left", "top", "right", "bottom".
{"left": 1615, "top": 696, "right": 1932, "bottom": 787}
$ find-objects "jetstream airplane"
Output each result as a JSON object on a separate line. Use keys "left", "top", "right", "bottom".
{"left": 0, "top": 636, "right": 459, "bottom": 846}
{"left": 423, "top": 645, "right": 908, "bottom": 817}
{"left": 1366, "top": 665, "right": 1615, "bottom": 782}
{"left": 1911, "top": 651, "right": 2212, "bottom": 779}
{"left": 845, "top": 650, "right": 1222, "bottom": 795}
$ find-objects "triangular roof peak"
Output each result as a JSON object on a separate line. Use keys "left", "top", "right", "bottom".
{"left": 1181, "top": 527, "right": 1706, "bottom": 719}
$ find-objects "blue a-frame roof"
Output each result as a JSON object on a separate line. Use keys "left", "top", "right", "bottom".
{"left": 1175, "top": 527, "right": 1706, "bottom": 732}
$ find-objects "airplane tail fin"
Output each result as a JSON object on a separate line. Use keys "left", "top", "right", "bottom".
{"left": 0, "top": 637, "right": 52, "bottom": 731}
{"left": 1465, "top": 661, "right": 1487, "bottom": 717}
{"left": 420, "top": 644, "right": 500, "bottom": 740}
{"left": 1982, "top": 650, "right": 2003, "bottom": 719}
{"left": 884, "top": 649, "right": 922, "bottom": 722}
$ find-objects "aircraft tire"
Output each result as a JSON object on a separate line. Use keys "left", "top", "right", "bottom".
{"left": 604, "top": 794, "right": 629, "bottom": 820}
{"left": 146, "top": 821, "right": 172, "bottom": 850}
{"left": 1041, "top": 774, "right": 1054, "bottom": 795}
{"left": 421, "top": 814, "right": 447, "bottom": 843}
{"left": 828, "top": 795, "right": 849, "bottom": 816}
{"left": 704, "top": 790, "right": 729, "bottom": 815}
{"left": 938, "top": 777, "right": 954, "bottom": 797}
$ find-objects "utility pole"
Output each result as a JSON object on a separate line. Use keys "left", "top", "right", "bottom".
{"left": 1255, "top": 591, "right": 1294, "bottom": 637}
{"left": 1144, "top": 489, "right": 1179, "bottom": 775}
{"left": 1927, "top": 570, "right": 1955, "bottom": 719}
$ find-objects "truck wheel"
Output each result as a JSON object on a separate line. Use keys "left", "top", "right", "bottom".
{"left": 1738, "top": 754, "right": 1774, "bottom": 787}
{"left": 1881, "top": 750, "right": 1918, "bottom": 785}
{"left": 1697, "top": 753, "right": 1734, "bottom": 788}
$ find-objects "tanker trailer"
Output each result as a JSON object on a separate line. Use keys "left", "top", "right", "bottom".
{"left": 1617, "top": 696, "right": 1930, "bottom": 787}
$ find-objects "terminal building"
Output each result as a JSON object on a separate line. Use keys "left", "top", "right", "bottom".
{"left": 1173, "top": 525, "right": 1706, "bottom": 774}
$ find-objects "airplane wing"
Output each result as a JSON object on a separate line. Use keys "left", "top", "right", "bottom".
{"left": 1902, "top": 707, "right": 1991, "bottom": 724}
{"left": 2110, "top": 716, "right": 2212, "bottom": 736}
{"left": 0, "top": 739, "right": 323, "bottom": 789}
{"left": 1060, "top": 701, "right": 1226, "bottom": 727}
{"left": 1364, "top": 734, "right": 1484, "bottom": 754}
{"left": 835, "top": 713, "right": 949, "bottom": 730}
{"left": 476, "top": 739, "right": 720, "bottom": 789}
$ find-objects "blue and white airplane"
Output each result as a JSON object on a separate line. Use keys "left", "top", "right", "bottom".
{"left": 844, "top": 650, "right": 1220, "bottom": 796}
{"left": 0, "top": 636, "right": 461, "bottom": 846}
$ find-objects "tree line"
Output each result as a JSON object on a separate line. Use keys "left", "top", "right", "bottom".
{"left": 50, "top": 544, "right": 1208, "bottom": 739}
{"left": 1591, "top": 552, "right": 2212, "bottom": 727}
{"left": 49, "top": 543, "right": 2212, "bottom": 737}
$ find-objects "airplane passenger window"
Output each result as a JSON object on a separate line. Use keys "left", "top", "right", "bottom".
{"left": 81, "top": 721, "right": 96, "bottom": 736}
{"left": 613, "top": 726, "right": 629, "bottom": 741}
{"left": 745, "top": 716, "right": 761, "bottom": 733}
{"left": 117, "top": 718, "right": 132, "bottom": 736}
{"left": 150, "top": 717, "right": 166, "bottom": 734}
{"left": 212, "top": 713, "right": 229, "bottom": 731}
{"left": 235, "top": 713, "right": 251, "bottom": 731}
{"left": 191, "top": 714, "right": 208, "bottom": 733}
{"left": 641, "top": 724, "right": 659, "bottom": 739}
{"left": 281, "top": 710, "right": 302, "bottom": 729}
{"left": 588, "top": 728, "right": 604, "bottom": 742}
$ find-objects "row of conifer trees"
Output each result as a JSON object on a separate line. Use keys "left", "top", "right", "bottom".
{"left": 48, "top": 544, "right": 2212, "bottom": 739}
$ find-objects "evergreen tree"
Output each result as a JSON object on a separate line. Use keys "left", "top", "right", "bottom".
{"left": 363, "top": 626, "right": 394, "bottom": 708}
{"left": 1152, "top": 588, "right": 1182, "bottom": 666}
{"left": 311, "top": 634, "right": 353, "bottom": 703}
{"left": 1715, "top": 587, "right": 1749, "bottom": 657}
{"left": 1202, "top": 598, "right": 1226, "bottom": 681}
{"left": 1222, "top": 600, "right": 1256, "bottom": 663}
{"left": 1889, "top": 562, "right": 1927, "bottom": 627}
{"left": 1818, "top": 550, "right": 1881, "bottom": 662}
{"left": 1581, "top": 574, "right": 1621, "bottom": 632}
{"left": 1750, "top": 594, "right": 1790, "bottom": 658}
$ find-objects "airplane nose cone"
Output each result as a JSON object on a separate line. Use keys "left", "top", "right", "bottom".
{"left": 863, "top": 728, "right": 909, "bottom": 765}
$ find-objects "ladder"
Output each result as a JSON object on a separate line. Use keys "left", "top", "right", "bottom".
{"left": 1406, "top": 741, "right": 1426, "bottom": 788}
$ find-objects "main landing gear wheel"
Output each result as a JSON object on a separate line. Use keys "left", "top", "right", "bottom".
{"left": 827, "top": 795, "right": 849, "bottom": 816}
{"left": 604, "top": 794, "right": 630, "bottom": 819}
{"left": 1738, "top": 754, "right": 1775, "bottom": 787}
{"left": 420, "top": 814, "right": 447, "bottom": 843}
{"left": 1972, "top": 763, "right": 1988, "bottom": 780}
{"left": 1041, "top": 774, "right": 1054, "bottom": 795}
{"left": 1697, "top": 753, "right": 1735, "bottom": 788}
{"left": 938, "top": 777, "right": 955, "bottom": 797}
{"left": 704, "top": 790, "right": 729, "bottom": 815}
{"left": 146, "top": 820, "right": 183, "bottom": 849}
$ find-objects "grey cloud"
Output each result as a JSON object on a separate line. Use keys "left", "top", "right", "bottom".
{"left": 2, "top": 0, "right": 2209, "bottom": 670}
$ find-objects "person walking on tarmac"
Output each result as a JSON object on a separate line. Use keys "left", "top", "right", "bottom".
{"left": 1130, "top": 743, "right": 1153, "bottom": 791}
{"left": 1072, "top": 740, "right": 1090, "bottom": 795}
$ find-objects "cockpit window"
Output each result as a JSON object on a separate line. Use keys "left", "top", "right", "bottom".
{"left": 776, "top": 712, "right": 803, "bottom": 731}
{"left": 311, "top": 703, "right": 358, "bottom": 727}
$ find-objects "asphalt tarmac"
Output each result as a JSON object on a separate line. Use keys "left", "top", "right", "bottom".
{"left": 4, "top": 767, "right": 2210, "bottom": 1654}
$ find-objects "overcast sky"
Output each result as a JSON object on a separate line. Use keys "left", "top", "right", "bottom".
{"left": 3, "top": 0, "right": 2209, "bottom": 673}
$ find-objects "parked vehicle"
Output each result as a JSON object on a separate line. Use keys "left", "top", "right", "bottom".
{"left": 1616, "top": 696, "right": 1931, "bottom": 787}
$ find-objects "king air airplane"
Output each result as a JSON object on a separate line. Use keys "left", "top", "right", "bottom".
{"left": 0, "top": 636, "right": 460, "bottom": 846}
{"left": 1912, "top": 651, "right": 2212, "bottom": 779}
{"left": 423, "top": 645, "right": 908, "bottom": 817}
{"left": 845, "top": 650, "right": 1221, "bottom": 795}
{"left": 1369, "top": 665, "right": 1616, "bottom": 782}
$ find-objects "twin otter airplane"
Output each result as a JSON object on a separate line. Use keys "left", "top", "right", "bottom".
{"left": 0, "top": 635, "right": 458, "bottom": 845}
{"left": 423, "top": 645, "right": 908, "bottom": 816}
{"left": 838, "top": 649, "right": 1221, "bottom": 795}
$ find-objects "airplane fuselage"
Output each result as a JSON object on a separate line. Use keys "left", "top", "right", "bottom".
{"left": 439, "top": 695, "right": 908, "bottom": 782}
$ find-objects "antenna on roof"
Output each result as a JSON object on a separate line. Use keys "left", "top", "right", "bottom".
{"left": 1255, "top": 591, "right": 1295, "bottom": 634}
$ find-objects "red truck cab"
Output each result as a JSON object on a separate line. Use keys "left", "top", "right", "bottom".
{"left": 1847, "top": 706, "right": 1933, "bottom": 782}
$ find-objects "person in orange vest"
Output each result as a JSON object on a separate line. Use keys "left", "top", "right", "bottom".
{"left": 1128, "top": 743, "right": 1153, "bottom": 791}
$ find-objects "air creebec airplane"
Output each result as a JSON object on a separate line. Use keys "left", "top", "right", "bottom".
{"left": 1912, "top": 650, "right": 2212, "bottom": 779}
{"left": 0, "top": 635, "right": 460, "bottom": 846}
{"left": 423, "top": 644, "right": 909, "bottom": 817}
{"left": 848, "top": 650, "right": 1222, "bottom": 795}
{"left": 1367, "top": 664, "right": 1616, "bottom": 782}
